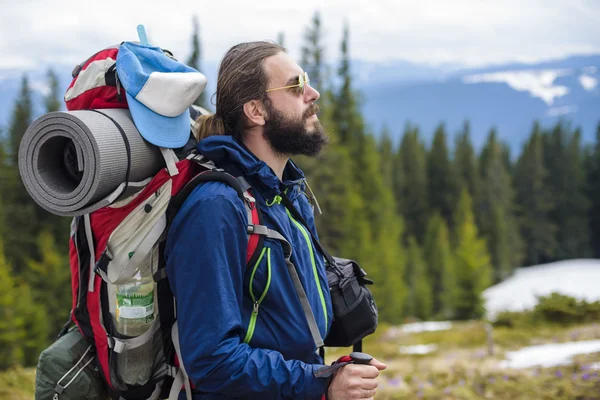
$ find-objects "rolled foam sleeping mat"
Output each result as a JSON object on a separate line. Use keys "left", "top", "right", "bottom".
{"left": 18, "top": 108, "right": 164, "bottom": 216}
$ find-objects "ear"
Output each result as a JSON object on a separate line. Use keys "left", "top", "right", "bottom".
{"left": 243, "top": 99, "right": 266, "bottom": 127}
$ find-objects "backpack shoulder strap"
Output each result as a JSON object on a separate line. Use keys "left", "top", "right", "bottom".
{"left": 167, "top": 161, "right": 263, "bottom": 268}
{"left": 235, "top": 177, "right": 264, "bottom": 267}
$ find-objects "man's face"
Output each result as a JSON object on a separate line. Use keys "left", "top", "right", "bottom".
{"left": 261, "top": 53, "right": 329, "bottom": 157}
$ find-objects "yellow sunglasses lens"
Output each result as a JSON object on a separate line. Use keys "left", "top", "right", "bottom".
{"left": 300, "top": 72, "right": 309, "bottom": 94}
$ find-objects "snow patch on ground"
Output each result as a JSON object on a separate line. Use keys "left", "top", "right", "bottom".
{"left": 399, "top": 344, "right": 438, "bottom": 355}
{"left": 400, "top": 321, "right": 453, "bottom": 334}
{"left": 499, "top": 340, "right": 600, "bottom": 369}
{"left": 483, "top": 259, "right": 600, "bottom": 320}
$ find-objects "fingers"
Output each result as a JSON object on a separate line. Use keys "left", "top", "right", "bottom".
{"left": 360, "top": 379, "right": 379, "bottom": 391}
{"left": 362, "top": 388, "right": 377, "bottom": 399}
{"left": 369, "top": 357, "right": 387, "bottom": 370}
{"left": 347, "top": 364, "right": 379, "bottom": 379}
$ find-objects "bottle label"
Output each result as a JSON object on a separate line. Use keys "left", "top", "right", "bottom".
{"left": 116, "top": 292, "right": 154, "bottom": 323}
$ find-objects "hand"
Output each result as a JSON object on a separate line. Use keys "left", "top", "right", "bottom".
{"left": 327, "top": 358, "right": 387, "bottom": 399}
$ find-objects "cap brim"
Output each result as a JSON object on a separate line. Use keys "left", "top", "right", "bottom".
{"left": 126, "top": 92, "right": 191, "bottom": 149}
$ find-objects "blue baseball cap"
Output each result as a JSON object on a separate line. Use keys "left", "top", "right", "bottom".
{"left": 116, "top": 42, "right": 207, "bottom": 148}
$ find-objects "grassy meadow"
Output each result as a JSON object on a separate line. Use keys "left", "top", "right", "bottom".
{"left": 3, "top": 320, "right": 600, "bottom": 399}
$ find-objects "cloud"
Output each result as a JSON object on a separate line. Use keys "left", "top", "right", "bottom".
{"left": 545, "top": 105, "right": 578, "bottom": 117}
{"left": 0, "top": 0, "right": 599, "bottom": 72}
{"left": 463, "top": 69, "right": 572, "bottom": 105}
{"left": 579, "top": 75, "right": 598, "bottom": 91}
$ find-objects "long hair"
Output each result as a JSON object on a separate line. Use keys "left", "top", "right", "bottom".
{"left": 195, "top": 41, "right": 285, "bottom": 141}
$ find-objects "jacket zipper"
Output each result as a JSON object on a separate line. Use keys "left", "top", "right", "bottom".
{"left": 284, "top": 208, "right": 328, "bottom": 329}
{"left": 243, "top": 248, "right": 272, "bottom": 344}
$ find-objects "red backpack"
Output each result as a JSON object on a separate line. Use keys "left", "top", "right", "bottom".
{"left": 60, "top": 45, "right": 264, "bottom": 400}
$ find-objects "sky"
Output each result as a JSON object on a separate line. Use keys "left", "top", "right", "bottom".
{"left": 0, "top": 0, "right": 599, "bottom": 73}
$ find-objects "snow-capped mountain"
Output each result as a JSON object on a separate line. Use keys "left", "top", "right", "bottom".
{"left": 0, "top": 54, "right": 598, "bottom": 151}
{"left": 357, "top": 54, "right": 600, "bottom": 150}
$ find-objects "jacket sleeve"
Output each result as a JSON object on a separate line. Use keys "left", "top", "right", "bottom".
{"left": 165, "top": 186, "right": 329, "bottom": 399}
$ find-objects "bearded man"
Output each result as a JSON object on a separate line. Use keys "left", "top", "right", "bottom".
{"left": 165, "top": 41, "right": 385, "bottom": 400}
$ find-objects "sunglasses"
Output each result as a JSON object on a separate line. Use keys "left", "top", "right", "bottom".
{"left": 266, "top": 72, "right": 310, "bottom": 95}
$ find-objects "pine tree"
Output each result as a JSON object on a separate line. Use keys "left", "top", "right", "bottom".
{"left": 423, "top": 212, "right": 456, "bottom": 318}
{"left": 186, "top": 15, "right": 207, "bottom": 108}
{"left": 454, "top": 122, "right": 482, "bottom": 232}
{"left": 277, "top": 32, "right": 285, "bottom": 48}
{"left": 378, "top": 125, "right": 394, "bottom": 189}
{"left": 397, "top": 125, "right": 428, "bottom": 243}
{"left": 301, "top": 11, "right": 326, "bottom": 94}
{"left": 331, "top": 22, "right": 362, "bottom": 148}
{"left": 4, "top": 75, "right": 39, "bottom": 273}
{"left": 359, "top": 135, "right": 407, "bottom": 324}
{"left": 453, "top": 189, "right": 492, "bottom": 320}
{"left": 587, "top": 123, "right": 600, "bottom": 257}
{"left": 24, "top": 230, "right": 70, "bottom": 340}
{"left": 514, "top": 123, "right": 557, "bottom": 265}
{"left": 427, "top": 123, "right": 459, "bottom": 228}
{"left": 45, "top": 68, "right": 62, "bottom": 113}
{"left": 13, "top": 277, "right": 49, "bottom": 366}
{"left": 0, "top": 137, "right": 7, "bottom": 240}
{"left": 479, "top": 129, "right": 523, "bottom": 281}
{"left": 543, "top": 122, "right": 591, "bottom": 259}
{"left": 501, "top": 142, "right": 513, "bottom": 176}
{"left": 405, "top": 237, "right": 432, "bottom": 319}
{"left": 326, "top": 23, "right": 406, "bottom": 322}
{"left": 8, "top": 75, "right": 33, "bottom": 161}
{"left": 0, "top": 237, "right": 24, "bottom": 369}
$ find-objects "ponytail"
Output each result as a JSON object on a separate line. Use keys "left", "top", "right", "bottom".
{"left": 194, "top": 114, "right": 226, "bottom": 141}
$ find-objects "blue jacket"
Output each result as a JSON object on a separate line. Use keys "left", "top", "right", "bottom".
{"left": 165, "top": 136, "right": 333, "bottom": 399}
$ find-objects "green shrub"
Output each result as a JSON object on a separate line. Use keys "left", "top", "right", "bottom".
{"left": 493, "top": 310, "right": 534, "bottom": 328}
{"left": 533, "top": 293, "right": 584, "bottom": 325}
{"left": 492, "top": 293, "right": 600, "bottom": 328}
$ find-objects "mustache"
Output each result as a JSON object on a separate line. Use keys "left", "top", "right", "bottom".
{"left": 303, "top": 104, "right": 320, "bottom": 119}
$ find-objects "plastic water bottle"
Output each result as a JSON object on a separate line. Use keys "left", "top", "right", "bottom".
{"left": 113, "top": 250, "right": 157, "bottom": 386}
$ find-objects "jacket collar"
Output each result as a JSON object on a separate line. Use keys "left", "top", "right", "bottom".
{"left": 197, "top": 135, "right": 306, "bottom": 199}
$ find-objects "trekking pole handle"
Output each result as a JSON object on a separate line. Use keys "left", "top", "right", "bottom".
{"left": 349, "top": 352, "right": 373, "bottom": 365}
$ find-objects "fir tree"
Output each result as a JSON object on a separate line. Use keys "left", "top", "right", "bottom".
{"left": 453, "top": 189, "right": 492, "bottom": 320}
{"left": 0, "top": 237, "right": 24, "bottom": 369}
{"left": 323, "top": 23, "right": 406, "bottom": 322}
{"left": 4, "top": 75, "right": 39, "bottom": 273}
{"left": 587, "top": 123, "right": 600, "bottom": 257}
{"left": 331, "top": 21, "right": 363, "bottom": 149}
{"left": 45, "top": 68, "right": 62, "bottom": 113}
{"left": 186, "top": 15, "right": 207, "bottom": 108}
{"left": 378, "top": 125, "right": 394, "bottom": 189}
{"left": 24, "top": 231, "right": 70, "bottom": 340}
{"left": 277, "top": 32, "right": 285, "bottom": 48}
{"left": 8, "top": 75, "right": 33, "bottom": 161}
{"left": 301, "top": 11, "right": 326, "bottom": 94}
{"left": 514, "top": 123, "right": 557, "bottom": 265}
{"left": 405, "top": 237, "right": 432, "bottom": 319}
{"left": 13, "top": 278, "right": 49, "bottom": 366}
{"left": 479, "top": 129, "right": 523, "bottom": 281}
{"left": 423, "top": 212, "right": 456, "bottom": 318}
{"left": 454, "top": 122, "right": 482, "bottom": 234}
{"left": 543, "top": 122, "right": 591, "bottom": 259}
{"left": 397, "top": 124, "right": 428, "bottom": 243}
{"left": 427, "top": 123, "right": 459, "bottom": 228}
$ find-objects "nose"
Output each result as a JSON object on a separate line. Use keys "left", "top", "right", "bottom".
{"left": 305, "top": 83, "right": 320, "bottom": 103}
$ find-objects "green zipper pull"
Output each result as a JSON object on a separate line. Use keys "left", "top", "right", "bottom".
{"left": 252, "top": 301, "right": 259, "bottom": 314}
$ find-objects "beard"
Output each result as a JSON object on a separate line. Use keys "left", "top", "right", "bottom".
{"left": 262, "top": 102, "right": 329, "bottom": 157}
